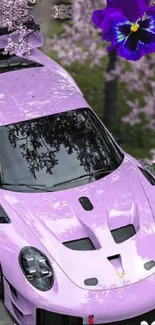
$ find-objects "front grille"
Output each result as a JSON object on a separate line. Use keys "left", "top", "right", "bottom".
{"left": 37, "top": 308, "right": 155, "bottom": 325}
{"left": 36, "top": 309, "right": 83, "bottom": 325}
{"left": 36, "top": 309, "right": 155, "bottom": 325}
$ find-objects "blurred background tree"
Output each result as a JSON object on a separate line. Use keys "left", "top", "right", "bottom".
{"left": 34, "top": 0, "right": 155, "bottom": 162}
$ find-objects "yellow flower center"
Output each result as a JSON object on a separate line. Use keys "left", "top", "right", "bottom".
{"left": 131, "top": 23, "right": 139, "bottom": 32}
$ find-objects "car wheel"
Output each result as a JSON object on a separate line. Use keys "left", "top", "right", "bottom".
{"left": 0, "top": 267, "right": 4, "bottom": 299}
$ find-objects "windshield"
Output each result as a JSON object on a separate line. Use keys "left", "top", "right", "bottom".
{"left": 0, "top": 108, "right": 124, "bottom": 192}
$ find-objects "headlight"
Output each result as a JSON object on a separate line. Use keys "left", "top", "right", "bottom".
{"left": 19, "top": 247, "right": 54, "bottom": 291}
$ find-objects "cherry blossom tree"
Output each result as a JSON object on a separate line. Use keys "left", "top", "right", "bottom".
{"left": 0, "top": 0, "right": 42, "bottom": 55}
{"left": 48, "top": 0, "right": 155, "bottom": 161}
{"left": 49, "top": 0, "right": 119, "bottom": 125}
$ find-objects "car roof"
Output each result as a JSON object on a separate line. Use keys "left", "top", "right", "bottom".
{"left": 0, "top": 62, "right": 88, "bottom": 126}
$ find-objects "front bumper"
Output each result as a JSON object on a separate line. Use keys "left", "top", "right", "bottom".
{"left": 3, "top": 270, "right": 155, "bottom": 325}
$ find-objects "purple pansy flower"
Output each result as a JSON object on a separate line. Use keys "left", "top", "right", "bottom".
{"left": 92, "top": 0, "right": 155, "bottom": 61}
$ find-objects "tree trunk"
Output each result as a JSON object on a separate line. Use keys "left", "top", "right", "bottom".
{"left": 103, "top": 50, "right": 118, "bottom": 126}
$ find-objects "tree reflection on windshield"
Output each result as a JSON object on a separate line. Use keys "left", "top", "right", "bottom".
{"left": 0, "top": 107, "right": 124, "bottom": 192}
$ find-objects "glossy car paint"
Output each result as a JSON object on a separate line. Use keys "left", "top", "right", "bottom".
{"left": 0, "top": 42, "right": 155, "bottom": 324}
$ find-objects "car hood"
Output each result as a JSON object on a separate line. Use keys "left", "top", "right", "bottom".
{"left": 3, "top": 157, "right": 155, "bottom": 290}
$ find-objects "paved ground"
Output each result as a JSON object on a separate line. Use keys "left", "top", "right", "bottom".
{"left": 0, "top": 300, "right": 13, "bottom": 325}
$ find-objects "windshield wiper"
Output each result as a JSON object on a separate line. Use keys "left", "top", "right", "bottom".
{"left": 1, "top": 183, "right": 47, "bottom": 190}
{"left": 0, "top": 168, "right": 113, "bottom": 191}
{"left": 50, "top": 168, "right": 113, "bottom": 188}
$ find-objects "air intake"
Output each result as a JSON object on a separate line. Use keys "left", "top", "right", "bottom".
{"left": 144, "top": 260, "right": 155, "bottom": 271}
{"left": 63, "top": 238, "right": 95, "bottom": 250}
{"left": 84, "top": 278, "right": 98, "bottom": 286}
{"left": 36, "top": 309, "right": 83, "bottom": 325}
{"left": 0, "top": 206, "right": 10, "bottom": 224}
{"left": 79, "top": 197, "right": 94, "bottom": 211}
{"left": 111, "top": 224, "right": 136, "bottom": 243}
{"left": 12, "top": 303, "right": 23, "bottom": 318}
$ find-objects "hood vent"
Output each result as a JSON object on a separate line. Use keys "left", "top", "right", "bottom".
{"left": 111, "top": 225, "right": 136, "bottom": 243}
{"left": 144, "top": 261, "right": 155, "bottom": 271}
{"left": 139, "top": 167, "right": 155, "bottom": 185}
{"left": 79, "top": 197, "right": 94, "bottom": 211}
{"left": 107, "top": 254, "right": 125, "bottom": 277}
{"left": 0, "top": 207, "right": 10, "bottom": 224}
{"left": 84, "top": 278, "right": 98, "bottom": 286}
{"left": 63, "top": 238, "right": 95, "bottom": 251}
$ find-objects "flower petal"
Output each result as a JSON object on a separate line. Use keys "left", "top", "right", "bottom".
{"left": 92, "top": 10, "right": 105, "bottom": 28}
{"left": 107, "top": 40, "right": 121, "bottom": 51}
{"left": 139, "top": 16, "right": 155, "bottom": 30}
{"left": 117, "top": 32, "right": 142, "bottom": 61}
{"left": 92, "top": 0, "right": 151, "bottom": 30}
{"left": 139, "top": 7, "right": 155, "bottom": 32}
{"left": 118, "top": 28, "right": 155, "bottom": 61}
{"left": 106, "top": 0, "right": 150, "bottom": 22}
{"left": 101, "top": 12, "right": 131, "bottom": 42}
{"left": 92, "top": 8, "right": 120, "bottom": 28}
{"left": 138, "top": 28, "right": 155, "bottom": 55}
{"left": 101, "top": 7, "right": 123, "bottom": 19}
{"left": 146, "top": 6, "right": 155, "bottom": 21}
{"left": 146, "top": 4, "right": 155, "bottom": 18}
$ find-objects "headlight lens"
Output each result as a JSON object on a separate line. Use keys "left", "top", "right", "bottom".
{"left": 19, "top": 247, "right": 54, "bottom": 291}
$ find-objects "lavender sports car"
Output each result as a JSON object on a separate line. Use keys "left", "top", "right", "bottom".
{"left": 0, "top": 26, "right": 155, "bottom": 325}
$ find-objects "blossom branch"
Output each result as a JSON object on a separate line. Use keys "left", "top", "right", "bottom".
{"left": 0, "top": 0, "right": 41, "bottom": 56}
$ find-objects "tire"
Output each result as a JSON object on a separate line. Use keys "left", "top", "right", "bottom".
{"left": 0, "top": 266, "right": 4, "bottom": 299}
